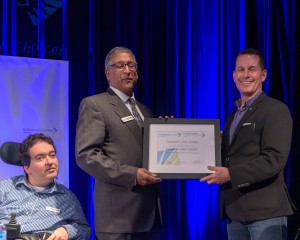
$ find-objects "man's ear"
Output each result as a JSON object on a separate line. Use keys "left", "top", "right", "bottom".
{"left": 261, "top": 69, "right": 267, "bottom": 82}
{"left": 24, "top": 165, "right": 30, "bottom": 174}
{"left": 105, "top": 68, "right": 110, "bottom": 81}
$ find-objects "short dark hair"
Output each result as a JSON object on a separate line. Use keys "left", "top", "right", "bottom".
{"left": 20, "top": 133, "right": 56, "bottom": 167}
{"left": 237, "top": 48, "right": 266, "bottom": 70}
{"left": 104, "top": 46, "right": 137, "bottom": 69}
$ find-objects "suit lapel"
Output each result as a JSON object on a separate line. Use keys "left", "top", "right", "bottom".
{"left": 229, "top": 92, "right": 266, "bottom": 147}
{"left": 136, "top": 101, "right": 152, "bottom": 118}
{"left": 107, "top": 89, "right": 143, "bottom": 144}
{"left": 224, "top": 112, "right": 235, "bottom": 150}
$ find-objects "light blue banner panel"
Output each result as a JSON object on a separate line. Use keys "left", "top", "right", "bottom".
{"left": 0, "top": 55, "right": 69, "bottom": 186}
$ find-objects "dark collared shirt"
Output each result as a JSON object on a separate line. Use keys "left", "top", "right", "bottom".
{"left": 229, "top": 91, "right": 262, "bottom": 144}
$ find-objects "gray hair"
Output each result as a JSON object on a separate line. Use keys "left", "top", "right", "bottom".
{"left": 104, "top": 46, "right": 137, "bottom": 69}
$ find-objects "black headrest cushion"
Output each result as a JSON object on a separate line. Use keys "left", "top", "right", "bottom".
{"left": 0, "top": 142, "right": 22, "bottom": 166}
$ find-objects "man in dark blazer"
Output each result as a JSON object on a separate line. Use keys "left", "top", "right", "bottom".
{"left": 75, "top": 46, "right": 162, "bottom": 240}
{"left": 201, "top": 48, "right": 295, "bottom": 240}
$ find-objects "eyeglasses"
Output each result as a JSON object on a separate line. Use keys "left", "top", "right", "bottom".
{"left": 110, "top": 62, "right": 137, "bottom": 70}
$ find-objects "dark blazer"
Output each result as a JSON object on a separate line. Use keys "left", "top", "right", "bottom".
{"left": 75, "top": 88, "right": 159, "bottom": 233}
{"left": 221, "top": 92, "right": 295, "bottom": 222}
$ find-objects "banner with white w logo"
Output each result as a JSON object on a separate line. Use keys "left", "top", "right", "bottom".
{"left": 0, "top": 55, "right": 69, "bottom": 186}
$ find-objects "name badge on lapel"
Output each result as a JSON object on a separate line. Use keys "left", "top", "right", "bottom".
{"left": 121, "top": 116, "right": 134, "bottom": 123}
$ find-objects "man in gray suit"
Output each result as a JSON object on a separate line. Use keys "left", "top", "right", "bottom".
{"left": 75, "top": 46, "right": 162, "bottom": 240}
{"left": 201, "top": 48, "right": 295, "bottom": 240}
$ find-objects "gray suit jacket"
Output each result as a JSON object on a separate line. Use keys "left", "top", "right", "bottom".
{"left": 221, "top": 92, "right": 295, "bottom": 222}
{"left": 75, "top": 88, "right": 159, "bottom": 233}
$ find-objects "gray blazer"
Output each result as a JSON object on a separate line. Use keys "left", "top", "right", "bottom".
{"left": 75, "top": 88, "right": 159, "bottom": 233}
{"left": 221, "top": 92, "right": 296, "bottom": 222}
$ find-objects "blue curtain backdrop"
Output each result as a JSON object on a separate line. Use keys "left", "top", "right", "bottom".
{"left": 1, "top": 0, "right": 300, "bottom": 239}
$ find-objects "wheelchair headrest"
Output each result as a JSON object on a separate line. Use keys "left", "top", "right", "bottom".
{"left": 0, "top": 142, "right": 22, "bottom": 166}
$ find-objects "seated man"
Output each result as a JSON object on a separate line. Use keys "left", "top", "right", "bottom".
{"left": 0, "top": 133, "right": 91, "bottom": 240}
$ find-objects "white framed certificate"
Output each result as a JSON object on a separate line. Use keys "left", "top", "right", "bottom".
{"left": 143, "top": 118, "right": 221, "bottom": 179}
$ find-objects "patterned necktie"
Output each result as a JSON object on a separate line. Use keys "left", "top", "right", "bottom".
{"left": 128, "top": 98, "right": 143, "bottom": 128}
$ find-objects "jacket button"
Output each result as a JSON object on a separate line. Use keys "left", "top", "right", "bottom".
{"left": 225, "top": 157, "right": 229, "bottom": 161}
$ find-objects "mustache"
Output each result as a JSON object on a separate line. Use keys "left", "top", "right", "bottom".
{"left": 45, "top": 166, "right": 57, "bottom": 171}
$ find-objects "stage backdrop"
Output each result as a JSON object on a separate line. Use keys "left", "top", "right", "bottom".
{"left": 2, "top": 0, "right": 300, "bottom": 239}
{"left": 0, "top": 55, "right": 69, "bottom": 186}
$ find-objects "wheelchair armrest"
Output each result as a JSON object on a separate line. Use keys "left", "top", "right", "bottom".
{"left": 20, "top": 232, "right": 51, "bottom": 240}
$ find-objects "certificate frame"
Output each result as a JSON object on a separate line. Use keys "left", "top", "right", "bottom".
{"left": 143, "top": 118, "right": 221, "bottom": 179}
